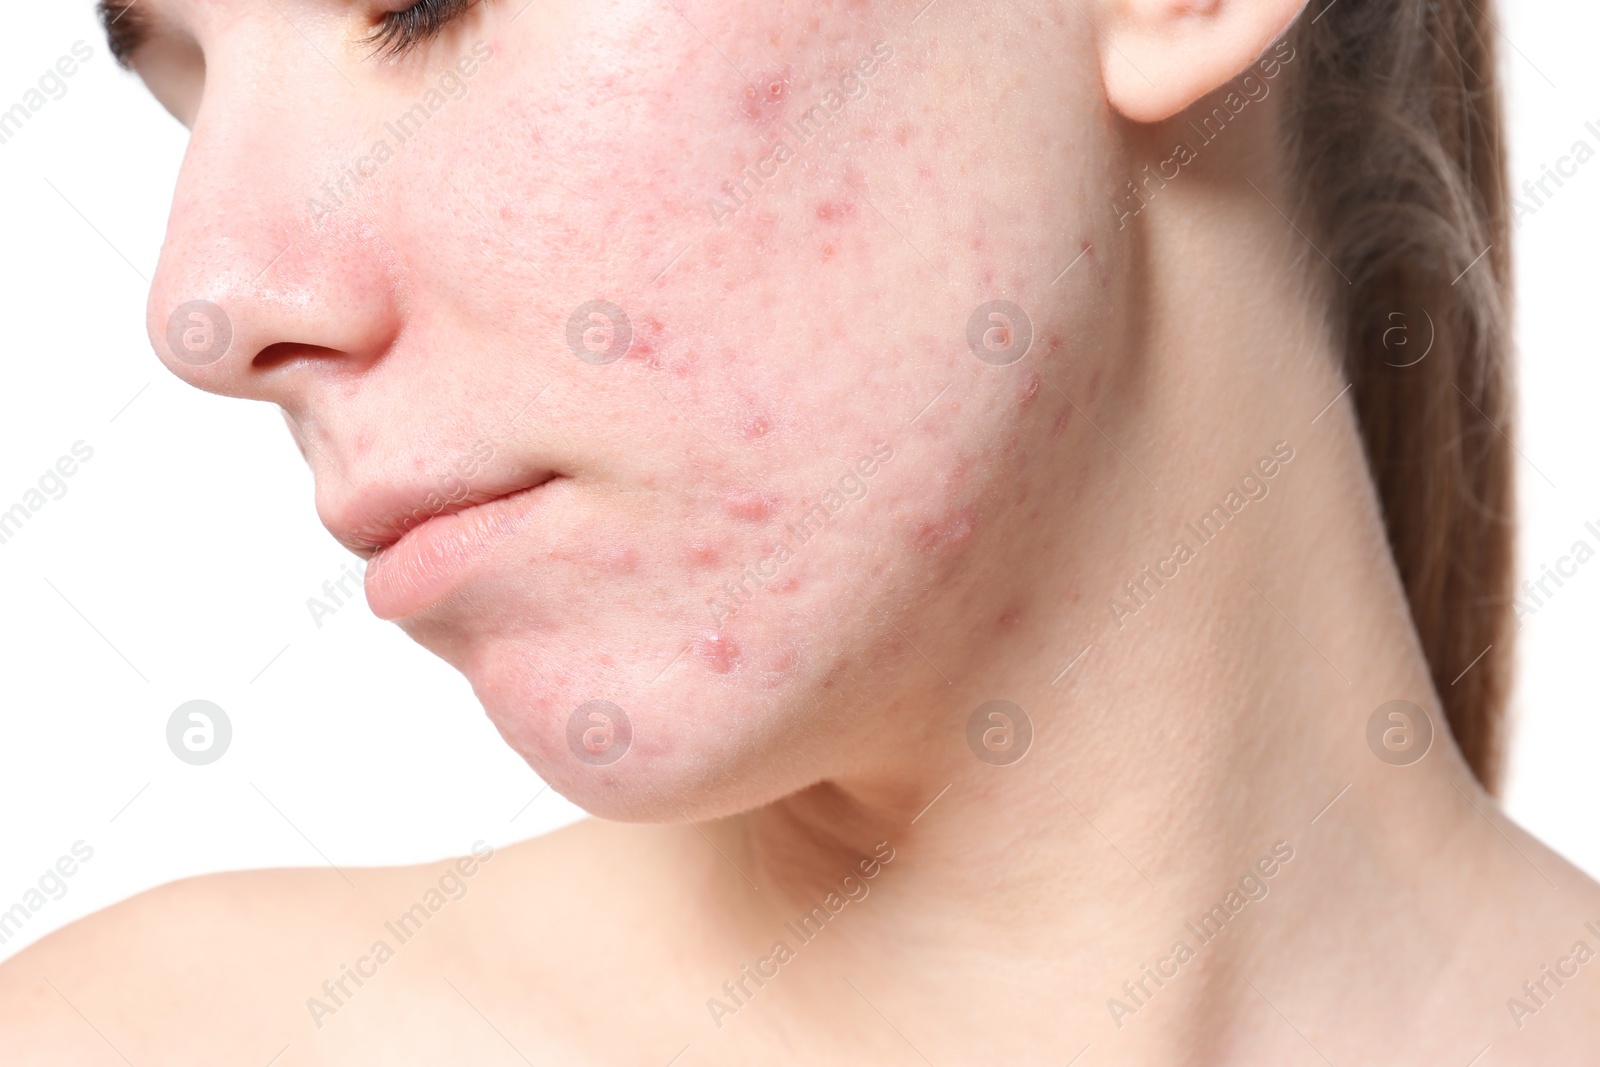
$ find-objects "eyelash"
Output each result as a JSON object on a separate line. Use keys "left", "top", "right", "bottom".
{"left": 366, "top": 0, "right": 477, "bottom": 60}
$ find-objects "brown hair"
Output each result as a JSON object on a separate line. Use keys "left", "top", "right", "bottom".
{"left": 1286, "top": 0, "right": 1515, "bottom": 791}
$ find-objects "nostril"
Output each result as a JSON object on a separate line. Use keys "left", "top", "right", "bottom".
{"left": 252, "top": 342, "right": 347, "bottom": 372}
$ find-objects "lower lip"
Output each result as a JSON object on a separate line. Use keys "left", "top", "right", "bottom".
{"left": 364, "top": 479, "right": 560, "bottom": 620}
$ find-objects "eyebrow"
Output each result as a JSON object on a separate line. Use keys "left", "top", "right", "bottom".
{"left": 97, "top": 0, "right": 151, "bottom": 68}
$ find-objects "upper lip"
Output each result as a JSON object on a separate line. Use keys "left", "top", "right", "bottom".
{"left": 321, "top": 470, "right": 558, "bottom": 556}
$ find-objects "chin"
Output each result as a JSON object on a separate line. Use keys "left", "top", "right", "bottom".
{"left": 447, "top": 622, "right": 833, "bottom": 823}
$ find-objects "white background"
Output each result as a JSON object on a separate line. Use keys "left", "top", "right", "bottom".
{"left": 1, "top": 2, "right": 1597, "bottom": 961}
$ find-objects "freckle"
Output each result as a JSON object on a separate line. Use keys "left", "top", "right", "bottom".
{"left": 1019, "top": 372, "right": 1041, "bottom": 408}
{"left": 895, "top": 124, "right": 913, "bottom": 146}
{"left": 694, "top": 630, "right": 742, "bottom": 674}
{"left": 725, "top": 489, "right": 779, "bottom": 522}
{"left": 1088, "top": 368, "right": 1103, "bottom": 401}
{"left": 1051, "top": 405, "right": 1074, "bottom": 438}
{"left": 816, "top": 200, "right": 856, "bottom": 223}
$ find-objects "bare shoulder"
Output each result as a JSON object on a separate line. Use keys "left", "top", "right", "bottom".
{"left": 0, "top": 863, "right": 367, "bottom": 1064}
{"left": 0, "top": 819, "right": 640, "bottom": 1066}
{"left": 1464, "top": 812, "right": 1600, "bottom": 1062}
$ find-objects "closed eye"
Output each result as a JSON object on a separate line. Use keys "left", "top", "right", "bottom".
{"left": 366, "top": 0, "right": 479, "bottom": 60}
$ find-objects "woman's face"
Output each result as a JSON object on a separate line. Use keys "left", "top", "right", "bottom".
{"left": 140, "top": 0, "right": 1122, "bottom": 818}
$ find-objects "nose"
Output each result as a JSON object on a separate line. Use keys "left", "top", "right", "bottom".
{"left": 145, "top": 45, "right": 402, "bottom": 408}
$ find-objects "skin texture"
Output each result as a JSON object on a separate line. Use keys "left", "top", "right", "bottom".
{"left": 5, "top": 0, "right": 1600, "bottom": 1063}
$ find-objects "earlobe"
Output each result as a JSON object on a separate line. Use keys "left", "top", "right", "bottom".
{"left": 1094, "top": 0, "right": 1307, "bottom": 123}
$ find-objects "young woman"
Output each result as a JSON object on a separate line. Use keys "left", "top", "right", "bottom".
{"left": 5, "top": 0, "right": 1597, "bottom": 1062}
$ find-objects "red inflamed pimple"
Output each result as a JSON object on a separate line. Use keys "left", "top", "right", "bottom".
{"left": 1020, "top": 372, "right": 1042, "bottom": 408}
{"left": 816, "top": 200, "right": 856, "bottom": 223}
{"left": 725, "top": 489, "right": 779, "bottom": 522}
{"left": 694, "top": 630, "right": 742, "bottom": 674}
{"left": 686, "top": 541, "right": 721, "bottom": 568}
{"left": 741, "top": 74, "right": 789, "bottom": 123}
{"left": 911, "top": 505, "right": 978, "bottom": 555}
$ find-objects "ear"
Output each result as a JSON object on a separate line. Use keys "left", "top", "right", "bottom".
{"left": 1094, "top": 0, "right": 1308, "bottom": 123}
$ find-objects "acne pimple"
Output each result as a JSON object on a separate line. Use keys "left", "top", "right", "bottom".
{"left": 910, "top": 505, "right": 978, "bottom": 555}
{"left": 1019, "top": 372, "right": 1041, "bottom": 408}
{"left": 629, "top": 316, "right": 666, "bottom": 370}
{"left": 606, "top": 547, "right": 640, "bottom": 574}
{"left": 666, "top": 346, "right": 699, "bottom": 378}
{"left": 694, "top": 630, "right": 742, "bottom": 674}
{"left": 725, "top": 489, "right": 779, "bottom": 522}
{"left": 763, "top": 645, "right": 801, "bottom": 684}
{"left": 737, "top": 409, "right": 772, "bottom": 440}
{"left": 997, "top": 605, "right": 1024, "bottom": 630}
{"left": 740, "top": 72, "right": 790, "bottom": 123}
{"left": 771, "top": 576, "right": 800, "bottom": 594}
{"left": 686, "top": 541, "right": 721, "bottom": 567}
{"left": 816, "top": 200, "right": 856, "bottom": 223}
{"left": 1051, "top": 405, "right": 1074, "bottom": 438}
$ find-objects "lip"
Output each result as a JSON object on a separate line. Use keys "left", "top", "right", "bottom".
{"left": 358, "top": 476, "right": 561, "bottom": 619}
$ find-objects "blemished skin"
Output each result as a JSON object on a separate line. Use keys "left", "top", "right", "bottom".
{"left": 5, "top": 0, "right": 1600, "bottom": 1063}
